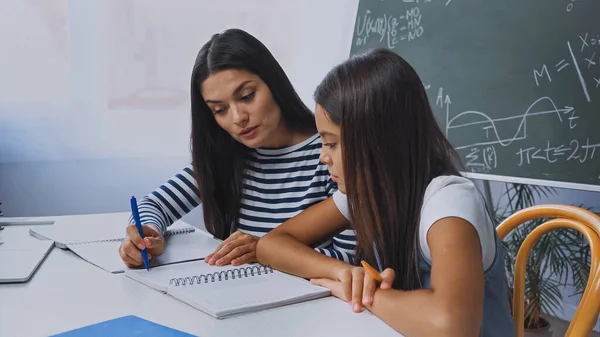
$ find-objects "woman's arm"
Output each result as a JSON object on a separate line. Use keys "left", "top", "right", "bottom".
{"left": 366, "top": 217, "right": 484, "bottom": 337}
{"left": 120, "top": 165, "right": 201, "bottom": 266}
{"left": 129, "top": 165, "right": 200, "bottom": 235}
{"left": 256, "top": 197, "right": 352, "bottom": 280}
{"left": 314, "top": 176, "right": 356, "bottom": 264}
{"left": 314, "top": 229, "right": 356, "bottom": 264}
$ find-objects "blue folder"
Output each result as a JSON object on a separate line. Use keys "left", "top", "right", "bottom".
{"left": 50, "top": 315, "right": 197, "bottom": 337}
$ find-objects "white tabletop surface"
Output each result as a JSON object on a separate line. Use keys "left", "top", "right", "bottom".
{"left": 0, "top": 213, "right": 400, "bottom": 337}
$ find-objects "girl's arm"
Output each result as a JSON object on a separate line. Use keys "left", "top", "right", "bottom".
{"left": 256, "top": 197, "right": 352, "bottom": 280}
{"left": 366, "top": 217, "right": 484, "bottom": 337}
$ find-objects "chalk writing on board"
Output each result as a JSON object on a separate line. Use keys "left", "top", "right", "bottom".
{"left": 355, "top": 1, "right": 451, "bottom": 47}
{"left": 352, "top": 0, "right": 600, "bottom": 186}
{"left": 354, "top": 10, "right": 400, "bottom": 48}
{"left": 579, "top": 33, "right": 600, "bottom": 50}
{"left": 516, "top": 138, "right": 600, "bottom": 166}
{"left": 446, "top": 96, "right": 575, "bottom": 150}
{"left": 568, "top": 41, "right": 592, "bottom": 102}
{"left": 430, "top": 80, "right": 596, "bottom": 176}
{"left": 466, "top": 146, "right": 497, "bottom": 173}
{"left": 578, "top": 33, "right": 600, "bottom": 88}
{"left": 435, "top": 86, "right": 452, "bottom": 133}
{"left": 406, "top": 7, "right": 423, "bottom": 42}
{"left": 533, "top": 65, "right": 552, "bottom": 86}
{"left": 585, "top": 52, "right": 597, "bottom": 69}
{"left": 533, "top": 38, "right": 597, "bottom": 103}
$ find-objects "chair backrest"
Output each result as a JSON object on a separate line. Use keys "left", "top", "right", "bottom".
{"left": 497, "top": 204, "right": 600, "bottom": 337}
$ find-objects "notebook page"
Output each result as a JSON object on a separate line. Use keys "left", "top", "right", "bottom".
{"left": 124, "top": 260, "right": 240, "bottom": 292}
{"left": 67, "top": 241, "right": 123, "bottom": 273}
{"left": 30, "top": 219, "right": 194, "bottom": 248}
{"left": 68, "top": 232, "right": 221, "bottom": 274}
{"left": 166, "top": 269, "right": 330, "bottom": 318}
{"left": 29, "top": 224, "right": 125, "bottom": 248}
{"left": 152, "top": 232, "right": 221, "bottom": 265}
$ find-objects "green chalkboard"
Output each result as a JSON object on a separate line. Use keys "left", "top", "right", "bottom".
{"left": 349, "top": 0, "right": 600, "bottom": 191}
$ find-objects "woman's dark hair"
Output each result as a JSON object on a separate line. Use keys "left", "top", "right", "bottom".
{"left": 314, "top": 48, "right": 461, "bottom": 290}
{"left": 190, "top": 28, "right": 316, "bottom": 240}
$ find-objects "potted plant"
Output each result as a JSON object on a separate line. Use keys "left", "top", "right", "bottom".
{"left": 493, "top": 183, "right": 593, "bottom": 336}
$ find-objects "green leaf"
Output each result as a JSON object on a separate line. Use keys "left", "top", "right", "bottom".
{"left": 495, "top": 182, "right": 595, "bottom": 326}
{"left": 538, "top": 278, "right": 563, "bottom": 317}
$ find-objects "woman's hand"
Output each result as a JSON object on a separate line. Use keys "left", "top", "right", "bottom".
{"left": 310, "top": 265, "right": 395, "bottom": 312}
{"left": 119, "top": 225, "right": 165, "bottom": 268}
{"left": 205, "top": 230, "right": 259, "bottom": 266}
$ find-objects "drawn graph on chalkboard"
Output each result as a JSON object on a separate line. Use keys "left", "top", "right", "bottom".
{"left": 446, "top": 97, "right": 575, "bottom": 150}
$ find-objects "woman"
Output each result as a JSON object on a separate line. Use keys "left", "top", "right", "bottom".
{"left": 119, "top": 28, "right": 355, "bottom": 268}
{"left": 256, "top": 49, "right": 515, "bottom": 337}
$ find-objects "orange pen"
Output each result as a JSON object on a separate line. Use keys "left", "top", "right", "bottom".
{"left": 361, "top": 260, "right": 383, "bottom": 282}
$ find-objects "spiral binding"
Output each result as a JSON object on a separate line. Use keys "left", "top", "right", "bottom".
{"left": 67, "top": 238, "right": 123, "bottom": 246}
{"left": 168, "top": 265, "right": 274, "bottom": 286}
{"left": 65, "top": 227, "right": 195, "bottom": 246}
{"left": 165, "top": 227, "right": 195, "bottom": 237}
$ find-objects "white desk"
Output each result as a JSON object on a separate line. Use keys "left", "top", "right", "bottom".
{"left": 0, "top": 213, "right": 400, "bottom": 337}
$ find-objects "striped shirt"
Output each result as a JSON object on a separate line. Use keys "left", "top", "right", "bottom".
{"left": 130, "top": 134, "right": 356, "bottom": 263}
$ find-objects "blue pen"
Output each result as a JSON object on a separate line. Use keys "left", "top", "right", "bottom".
{"left": 130, "top": 196, "right": 150, "bottom": 271}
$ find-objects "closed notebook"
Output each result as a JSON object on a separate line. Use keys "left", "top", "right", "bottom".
{"left": 124, "top": 261, "right": 331, "bottom": 319}
{"left": 50, "top": 315, "right": 196, "bottom": 337}
{"left": 29, "top": 220, "right": 222, "bottom": 273}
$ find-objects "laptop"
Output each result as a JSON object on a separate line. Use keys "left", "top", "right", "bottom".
{"left": 0, "top": 239, "right": 54, "bottom": 283}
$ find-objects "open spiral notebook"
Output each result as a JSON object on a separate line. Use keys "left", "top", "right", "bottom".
{"left": 124, "top": 260, "right": 331, "bottom": 319}
{"left": 29, "top": 220, "right": 222, "bottom": 273}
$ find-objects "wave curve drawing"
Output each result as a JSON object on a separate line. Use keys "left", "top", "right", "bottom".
{"left": 446, "top": 97, "right": 573, "bottom": 150}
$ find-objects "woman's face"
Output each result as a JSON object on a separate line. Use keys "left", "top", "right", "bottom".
{"left": 202, "top": 69, "right": 284, "bottom": 149}
{"left": 315, "top": 104, "right": 345, "bottom": 193}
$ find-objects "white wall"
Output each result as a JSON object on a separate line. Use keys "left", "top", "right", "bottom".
{"left": 0, "top": 0, "right": 359, "bottom": 221}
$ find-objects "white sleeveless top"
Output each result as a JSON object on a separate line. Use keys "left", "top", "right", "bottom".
{"left": 332, "top": 175, "right": 496, "bottom": 270}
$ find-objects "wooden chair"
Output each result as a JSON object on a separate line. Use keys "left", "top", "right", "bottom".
{"left": 497, "top": 204, "right": 600, "bottom": 337}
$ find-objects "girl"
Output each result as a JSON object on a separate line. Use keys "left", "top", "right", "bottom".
{"left": 119, "top": 28, "right": 355, "bottom": 268}
{"left": 256, "top": 49, "right": 515, "bottom": 337}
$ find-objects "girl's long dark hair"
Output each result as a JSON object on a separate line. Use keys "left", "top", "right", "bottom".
{"left": 314, "top": 48, "right": 461, "bottom": 290}
{"left": 191, "top": 29, "right": 316, "bottom": 240}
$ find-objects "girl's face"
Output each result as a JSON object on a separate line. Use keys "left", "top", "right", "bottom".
{"left": 202, "top": 69, "right": 284, "bottom": 149}
{"left": 315, "top": 104, "right": 345, "bottom": 193}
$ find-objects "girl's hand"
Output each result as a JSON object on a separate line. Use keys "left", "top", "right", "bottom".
{"left": 310, "top": 265, "right": 395, "bottom": 312}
